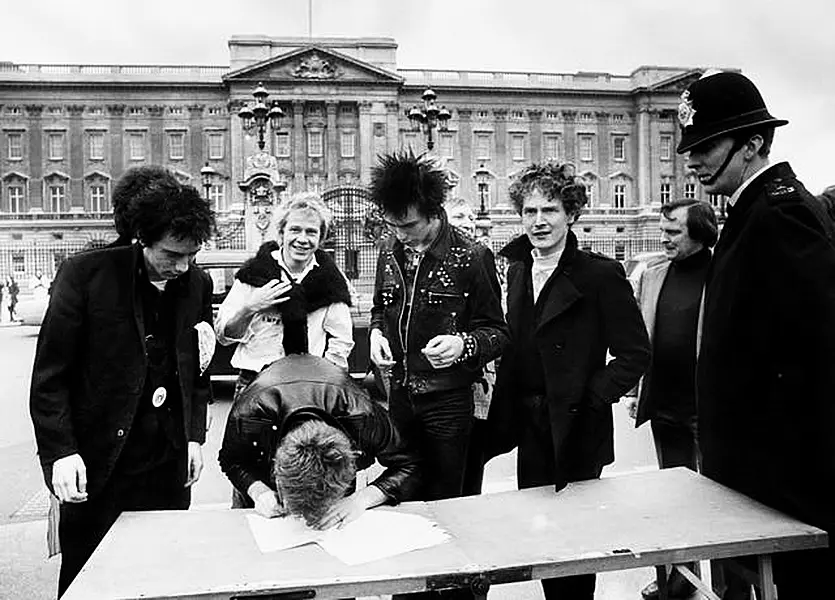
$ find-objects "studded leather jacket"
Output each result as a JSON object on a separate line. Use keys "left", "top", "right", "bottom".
{"left": 370, "top": 214, "right": 508, "bottom": 395}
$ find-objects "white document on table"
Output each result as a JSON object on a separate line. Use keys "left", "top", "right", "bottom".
{"left": 318, "top": 509, "right": 451, "bottom": 565}
{"left": 246, "top": 509, "right": 450, "bottom": 564}
{"left": 246, "top": 513, "right": 321, "bottom": 552}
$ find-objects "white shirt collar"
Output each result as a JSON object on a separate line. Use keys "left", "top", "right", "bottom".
{"left": 271, "top": 249, "right": 319, "bottom": 282}
{"left": 727, "top": 162, "right": 773, "bottom": 207}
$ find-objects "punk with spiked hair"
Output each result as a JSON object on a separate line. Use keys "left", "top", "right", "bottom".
{"left": 370, "top": 150, "right": 449, "bottom": 220}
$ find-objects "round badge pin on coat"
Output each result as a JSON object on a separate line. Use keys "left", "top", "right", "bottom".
{"left": 152, "top": 386, "right": 167, "bottom": 408}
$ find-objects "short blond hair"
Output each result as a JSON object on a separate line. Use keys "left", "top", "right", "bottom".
{"left": 276, "top": 192, "right": 333, "bottom": 240}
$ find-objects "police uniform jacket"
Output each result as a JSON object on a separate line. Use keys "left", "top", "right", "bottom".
{"left": 697, "top": 161, "right": 835, "bottom": 533}
{"left": 29, "top": 244, "right": 214, "bottom": 498}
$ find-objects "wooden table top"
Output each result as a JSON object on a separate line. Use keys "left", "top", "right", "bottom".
{"left": 63, "top": 468, "right": 827, "bottom": 600}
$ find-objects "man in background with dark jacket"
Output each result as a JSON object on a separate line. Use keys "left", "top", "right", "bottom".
{"left": 489, "top": 161, "right": 650, "bottom": 600}
{"left": 30, "top": 174, "right": 215, "bottom": 596}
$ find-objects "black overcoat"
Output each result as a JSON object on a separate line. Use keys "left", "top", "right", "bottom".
{"left": 29, "top": 244, "right": 214, "bottom": 498}
{"left": 697, "top": 161, "right": 835, "bottom": 533}
{"left": 488, "top": 231, "right": 650, "bottom": 486}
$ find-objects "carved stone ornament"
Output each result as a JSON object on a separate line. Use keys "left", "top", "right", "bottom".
{"left": 678, "top": 90, "right": 696, "bottom": 127}
{"left": 292, "top": 53, "right": 342, "bottom": 79}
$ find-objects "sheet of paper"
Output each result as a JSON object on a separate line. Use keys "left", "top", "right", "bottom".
{"left": 245, "top": 513, "right": 321, "bottom": 553}
{"left": 318, "top": 509, "right": 451, "bottom": 565}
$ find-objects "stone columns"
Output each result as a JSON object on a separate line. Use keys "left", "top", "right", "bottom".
{"left": 637, "top": 107, "right": 651, "bottom": 208}
{"left": 293, "top": 100, "right": 305, "bottom": 191}
{"left": 326, "top": 101, "right": 338, "bottom": 187}
{"left": 67, "top": 105, "right": 85, "bottom": 210}
{"left": 358, "top": 101, "right": 373, "bottom": 184}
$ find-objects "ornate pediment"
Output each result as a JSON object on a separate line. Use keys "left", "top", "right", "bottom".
{"left": 647, "top": 69, "right": 707, "bottom": 94}
{"left": 224, "top": 46, "right": 403, "bottom": 85}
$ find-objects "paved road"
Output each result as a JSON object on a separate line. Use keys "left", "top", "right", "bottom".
{"left": 0, "top": 324, "right": 658, "bottom": 599}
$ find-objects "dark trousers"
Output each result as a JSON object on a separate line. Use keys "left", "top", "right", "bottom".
{"left": 650, "top": 418, "right": 699, "bottom": 472}
{"left": 649, "top": 418, "right": 700, "bottom": 593}
{"left": 57, "top": 456, "right": 189, "bottom": 597}
{"left": 462, "top": 417, "right": 488, "bottom": 496}
{"left": 390, "top": 385, "right": 473, "bottom": 600}
{"left": 517, "top": 394, "right": 602, "bottom": 600}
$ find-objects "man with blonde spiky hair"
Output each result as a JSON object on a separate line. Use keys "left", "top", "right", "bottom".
{"left": 369, "top": 151, "right": 507, "bottom": 516}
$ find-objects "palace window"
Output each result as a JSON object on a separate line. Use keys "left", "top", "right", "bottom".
{"left": 578, "top": 135, "right": 594, "bottom": 162}
{"left": 48, "top": 133, "right": 64, "bottom": 160}
{"left": 128, "top": 107, "right": 143, "bottom": 116}
{"left": 476, "top": 110, "right": 489, "bottom": 119}
{"left": 612, "top": 114, "right": 624, "bottom": 122}
{"left": 7, "top": 106, "right": 22, "bottom": 115}
{"left": 340, "top": 130, "right": 356, "bottom": 158}
{"left": 613, "top": 183, "right": 626, "bottom": 208}
{"left": 90, "top": 184, "right": 106, "bottom": 212}
{"left": 8, "top": 186, "right": 23, "bottom": 213}
{"left": 511, "top": 134, "right": 526, "bottom": 161}
{"left": 307, "top": 130, "right": 323, "bottom": 157}
{"left": 7, "top": 133, "right": 23, "bottom": 160}
{"left": 48, "top": 106, "right": 63, "bottom": 116}
{"left": 684, "top": 182, "right": 697, "bottom": 199}
{"left": 208, "top": 132, "right": 224, "bottom": 159}
{"left": 168, "top": 132, "right": 185, "bottom": 160}
{"left": 660, "top": 135, "right": 673, "bottom": 161}
{"left": 543, "top": 134, "right": 561, "bottom": 161}
{"left": 275, "top": 132, "right": 291, "bottom": 157}
{"left": 89, "top": 106, "right": 104, "bottom": 116}
{"left": 12, "top": 254, "right": 25, "bottom": 274}
{"left": 403, "top": 132, "right": 418, "bottom": 152}
{"left": 48, "top": 184, "right": 66, "bottom": 212}
{"left": 545, "top": 111, "right": 559, "bottom": 120}
{"left": 584, "top": 179, "right": 596, "bottom": 207}
{"left": 660, "top": 181, "right": 671, "bottom": 204}
{"left": 208, "top": 106, "right": 224, "bottom": 116}
{"left": 477, "top": 181, "right": 491, "bottom": 211}
{"left": 128, "top": 132, "right": 145, "bottom": 160}
{"left": 475, "top": 132, "right": 491, "bottom": 160}
{"left": 209, "top": 183, "right": 224, "bottom": 210}
{"left": 612, "top": 135, "right": 627, "bottom": 161}
{"left": 510, "top": 110, "right": 525, "bottom": 120}
{"left": 169, "top": 106, "right": 183, "bottom": 115}
{"left": 579, "top": 112, "right": 594, "bottom": 122}
{"left": 88, "top": 132, "right": 104, "bottom": 160}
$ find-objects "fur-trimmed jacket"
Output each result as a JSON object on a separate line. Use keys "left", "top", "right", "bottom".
{"left": 215, "top": 244, "right": 354, "bottom": 371}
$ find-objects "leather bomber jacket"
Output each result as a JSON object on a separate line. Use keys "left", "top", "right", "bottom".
{"left": 218, "top": 354, "right": 421, "bottom": 504}
{"left": 370, "top": 215, "right": 508, "bottom": 395}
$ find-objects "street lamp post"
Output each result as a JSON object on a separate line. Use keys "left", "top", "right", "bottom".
{"left": 200, "top": 162, "right": 217, "bottom": 203}
{"left": 406, "top": 88, "right": 451, "bottom": 151}
{"left": 237, "top": 82, "right": 285, "bottom": 151}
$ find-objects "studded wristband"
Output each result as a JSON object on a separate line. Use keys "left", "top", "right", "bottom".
{"left": 454, "top": 332, "right": 478, "bottom": 364}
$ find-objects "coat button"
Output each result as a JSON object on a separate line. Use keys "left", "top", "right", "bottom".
{"left": 117, "top": 429, "right": 125, "bottom": 437}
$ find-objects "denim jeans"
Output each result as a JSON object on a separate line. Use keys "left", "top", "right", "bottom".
{"left": 389, "top": 385, "right": 473, "bottom": 502}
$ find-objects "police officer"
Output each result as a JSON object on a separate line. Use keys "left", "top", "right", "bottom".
{"left": 680, "top": 71, "right": 835, "bottom": 599}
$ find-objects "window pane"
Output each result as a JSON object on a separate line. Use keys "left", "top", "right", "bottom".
{"left": 49, "top": 185, "right": 65, "bottom": 212}
{"left": 169, "top": 133, "right": 184, "bottom": 159}
{"left": 8, "top": 133, "right": 23, "bottom": 159}
{"left": 660, "top": 135, "right": 672, "bottom": 161}
{"left": 579, "top": 135, "right": 593, "bottom": 161}
{"left": 208, "top": 133, "right": 224, "bottom": 159}
{"left": 48, "top": 133, "right": 64, "bottom": 160}
{"left": 307, "top": 131, "right": 323, "bottom": 157}
{"left": 275, "top": 132, "right": 291, "bottom": 157}
{"left": 613, "top": 136, "right": 626, "bottom": 161}
{"left": 685, "top": 182, "right": 696, "bottom": 199}
{"left": 209, "top": 183, "right": 224, "bottom": 209}
{"left": 614, "top": 183, "right": 626, "bottom": 208}
{"left": 511, "top": 134, "right": 525, "bottom": 160}
{"left": 89, "top": 133, "right": 104, "bottom": 160}
{"left": 544, "top": 135, "right": 560, "bottom": 161}
{"left": 340, "top": 131, "right": 355, "bottom": 158}
{"left": 8, "top": 186, "right": 23, "bottom": 213}
{"left": 90, "top": 185, "right": 106, "bottom": 212}
{"left": 129, "top": 133, "right": 144, "bottom": 160}
{"left": 660, "top": 182, "right": 671, "bottom": 204}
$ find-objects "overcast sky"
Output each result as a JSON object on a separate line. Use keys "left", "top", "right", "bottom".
{"left": 2, "top": 0, "right": 832, "bottom": 193}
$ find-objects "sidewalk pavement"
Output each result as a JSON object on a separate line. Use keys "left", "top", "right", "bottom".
{"left": 1, "top": 398, "right": 657, "bottom": 600}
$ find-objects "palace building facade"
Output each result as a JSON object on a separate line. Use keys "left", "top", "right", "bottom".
{"left": 0, "top": 35, "right": 716, "bottom": 284}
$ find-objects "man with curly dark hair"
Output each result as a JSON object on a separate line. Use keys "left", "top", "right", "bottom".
{"left": 369, "top": 151, "right": 507, "bottom": 515}
{"left": 30, "top": 173, "right": 216, "bottom": 596}
{"left": 110, "top": 165, "right": 183, "bottom": 246}
{"left": 488, "top": 161, "right": 650, "bottom": 600}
